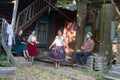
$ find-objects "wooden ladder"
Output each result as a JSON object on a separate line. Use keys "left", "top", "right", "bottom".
{"left": 0, "top": 0, "right": 49, "bottom": 67}
{"left": 0, "top": 18, "right": 15, "bottom": 65}
{"left": 14, "top": 0, "right": 49, "bottom": 33}
{"left": 0, "top": 18, "right": 33, "bottom": 67}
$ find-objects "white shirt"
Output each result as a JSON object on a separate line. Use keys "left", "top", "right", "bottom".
{"left": 55, "top": 36, "right": 64, "bottom": 46}
{"left": 28, "top": 35, "right": 37, "bottom": 42}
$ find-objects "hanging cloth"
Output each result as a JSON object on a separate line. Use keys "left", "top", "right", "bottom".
{"left": 6, "top": 24, "right": 13, "bottom": 46}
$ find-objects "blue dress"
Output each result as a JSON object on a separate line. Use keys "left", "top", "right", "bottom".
{"left": 13, "top": 35, "right": 27, "bottom": 54}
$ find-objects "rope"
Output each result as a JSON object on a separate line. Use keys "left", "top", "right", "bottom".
{"left": 44, "top": 0, "right": 73, "bottom": 21}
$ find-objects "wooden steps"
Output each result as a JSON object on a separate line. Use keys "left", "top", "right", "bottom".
{"left": 104, "top": 65, "right": 120, "bottom": 80}
{"left": 104, "top": 75, "right": 120, "bottom": 80}
{"left": 14, "top": 57, "right": 32, "bottom": 67}
{"left": 0, "top": 67, "right": 17, "bottom": 76}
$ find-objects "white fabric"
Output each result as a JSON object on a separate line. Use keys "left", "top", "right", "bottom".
{"left": 28, "top": 35, "right": 37, "bottom": 42}
{"left": 55, "top": 36, "right": 64, "bottom": 46}
{"left": 6, "top": 24, "right": 13, "bottom": 46}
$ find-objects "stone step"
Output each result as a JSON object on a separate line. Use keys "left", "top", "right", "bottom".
{"left": 16, "top": 62, "right": 32, "bottom": 67}
{"left": 94, "top": 67, "right": 104, "bottom": 71}
{"left": 14, "top": 57, "right": 26, "bottom": 62}
{"left": 14, "top": 57, "right": 32, "bottom": 67}
{"left": 111, "top": 65, "right": 120, "bottom": 72}
{"left": 107, "top": 71, "right": 120, "bottom": 78}
{"left": 0, "top": 67, "right": 17, "bottom": 76}
{"left": 14, "top": 57, "right": 25, "bottom": 60}
{"left": 104, "top": 75, "right": 120, "bottom": 80}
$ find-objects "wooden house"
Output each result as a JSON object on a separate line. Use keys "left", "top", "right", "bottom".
{"left": 0, "top": 0, "right": 119, "bottom": 66}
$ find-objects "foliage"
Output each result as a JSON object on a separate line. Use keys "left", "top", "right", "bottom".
{"left": 0, "top": 61, "right": 9, "bottom": 67}
{"left": 0, "top": 51, "right": 10, "bottom": 67}
{"left": 56, "top": 0, "right": 71, "bottom": 8}
{"left": 56, "top": 0, "right": 89, "bottom": 7}
{"left": 0, "top": 52, "right": 7, "bottom": 61}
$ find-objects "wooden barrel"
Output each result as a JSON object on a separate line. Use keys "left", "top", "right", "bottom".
{"left": 94, "top": 56, "right": 107, "bottom": 71}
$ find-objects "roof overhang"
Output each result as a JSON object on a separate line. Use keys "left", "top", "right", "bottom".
{"left": 0, "top": 0, "right": 15, "bottom": 4}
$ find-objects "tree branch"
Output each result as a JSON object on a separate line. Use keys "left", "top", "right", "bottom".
{"left": 111, "top": 0, "right": 120, "bottom": 17}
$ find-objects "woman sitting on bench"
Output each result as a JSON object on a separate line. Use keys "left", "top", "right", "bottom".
{"left": 76, "top": 32, "right": 94, "bottom": 67}
{"left": 13, "top": 29, "right": 29, "bottom": 61}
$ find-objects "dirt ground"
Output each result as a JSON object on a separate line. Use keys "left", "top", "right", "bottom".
{"left": 1, "top": 61, "right": 96, "bottom": 80}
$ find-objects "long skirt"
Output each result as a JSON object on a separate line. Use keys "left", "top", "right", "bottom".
{"left": 28, "top": 42, "right": 38, "bottom": 56}
{"left": 12, "top": 44, "right": 27, "bottom": 54}
{"left": 49, "top": 46, "right": 66, "bottom": 62}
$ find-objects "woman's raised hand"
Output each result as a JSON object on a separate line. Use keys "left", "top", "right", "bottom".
{"left": 49, "top": 46, "right": 52, "bottom": 49}
{"left": 30, "top": 43, "right": 34, "bottom": 45}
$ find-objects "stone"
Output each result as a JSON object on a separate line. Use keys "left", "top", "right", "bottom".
{"left": 0, "top": 67, "right": 17, "bottom": 76}
{"left": 103, "top": 75, "right": 120, "bottom": 80}
{"left": 107, "top": 71, "right": 120, "bottom": 78}
{"left": 14, "top": 57, "right": 32, "bottom": 67}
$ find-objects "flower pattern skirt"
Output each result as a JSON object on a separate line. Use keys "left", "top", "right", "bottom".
{"left": 49, "top": 46, "right": 66, "bottom": 62}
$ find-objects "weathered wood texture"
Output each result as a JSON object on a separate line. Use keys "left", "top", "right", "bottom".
{"left": 0, "top": 18, "right": 15, "bottom": 65}
{"left": 75, "top": 2, "right": 87, "bottom": 50}
{"left": 15, "top": 0, "right": 49, "bottom": 33}
{"left": 99, "top": 4, "right": 117, "bottom": 61}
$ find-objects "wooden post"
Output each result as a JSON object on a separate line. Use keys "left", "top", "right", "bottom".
{"left": 11, "top": 0, "right": 19, "bottom": 28}
{"left": 11, "top": 0, "right": 19, "bottom": 44}
{"left": 7, "top": 0, "right": 19, "bottom": 61}
{"left": 117, "top": 22, "right": 120, "bottom": 65}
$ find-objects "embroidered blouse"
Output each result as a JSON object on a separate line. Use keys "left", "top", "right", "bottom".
{"left": 28, "top": 35, "right": 37, "bottom": 42}
{"left": 54, "top": 36, "right": 65, "bottom": 46}
{"left": 84, "top": 40, "right": 94, "bottom": 52}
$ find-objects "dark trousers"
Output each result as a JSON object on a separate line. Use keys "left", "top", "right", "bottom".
{"left": 76, "top": 52, "right": 92, "bottom": 64}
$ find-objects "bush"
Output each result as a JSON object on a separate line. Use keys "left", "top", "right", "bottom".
{"left": 0, "top": 61, "right": 9, "bottom": 67}
{"left": 0, "top": 51, "right": 10, "bottom": 67}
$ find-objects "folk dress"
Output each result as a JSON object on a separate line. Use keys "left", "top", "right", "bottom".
{"left": 13, "top": 35, "right": 27, "bottom": 54}
{"left": 27, "top": 35, "right": 38, "bottom": 56}
{"left": 49, "top": 36, "right": 66, "bottom": 62}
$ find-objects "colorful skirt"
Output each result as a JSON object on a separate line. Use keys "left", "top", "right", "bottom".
{"left": 28, "top": 42, "right": 38, "bottom": 56}
{"left": 12, "top": 44, "right": 27, "bottom": 54}
{"left": 49, "top": 46, "right": 66, "bottom": 62}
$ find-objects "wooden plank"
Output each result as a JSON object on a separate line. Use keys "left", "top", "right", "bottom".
{"left": 32, "top": 4, "right": 35, "bottom": 16}
{"left": 18, "top": 6, "right": 49, "bottom": 31}
{"left": 28, "top": 7, "right": 31, "bottom": 20}
{"left": 25, "top": 9, "right": 29, "bottom": 22}
{"left": 11, "top": 0, "right": 19, "bottom": 29}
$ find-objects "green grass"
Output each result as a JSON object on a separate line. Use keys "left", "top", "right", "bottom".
{"left": 0, "top": 51, "right": 10, "bottom": 67}
{"left": 83, "top": 69, "right": 105, "bottom": 80}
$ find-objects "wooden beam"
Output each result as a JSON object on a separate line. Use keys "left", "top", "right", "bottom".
{"left": 0, "top": 0, "right": 15, "bottom": 4}
{"left": 11, "top": 0, "right": 19, "bottom": 29}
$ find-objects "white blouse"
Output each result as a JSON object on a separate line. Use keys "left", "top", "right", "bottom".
{"left": 28, "top": 35, "right": 37, "bottom": 42}
{"left": 55, "top": 36, "right": 64, "bottom": 46}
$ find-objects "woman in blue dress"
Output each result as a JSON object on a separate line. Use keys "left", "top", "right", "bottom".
{"left": 13, "top": 29, "right": 29, "bottom": 61}
{"left": 49, "top": 29, "right": 69, "bottom": 69}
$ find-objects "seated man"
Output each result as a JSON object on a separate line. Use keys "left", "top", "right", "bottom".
{"left": 76, "top": 32, "right": 94, "bottom": 67}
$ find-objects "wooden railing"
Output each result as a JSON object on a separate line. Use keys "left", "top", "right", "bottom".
{"left": 15, "top": 0, "right": 48, "bottom": 33}
{"left": 0, "top": 18, "right": 15, "bottom": 65}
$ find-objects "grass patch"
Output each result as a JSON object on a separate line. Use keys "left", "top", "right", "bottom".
{"left": 0, "top": 51, "right": 10, "bottom": 67}
{"left": 83, "top": 69, "right": 105, "bottom": 80}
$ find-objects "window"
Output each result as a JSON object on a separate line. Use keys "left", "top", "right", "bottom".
{"left": 36, "top": 21, "right": 48, "bottom": 44}
{"left": 111, "top": 21, "right": 118, "bottom": 43}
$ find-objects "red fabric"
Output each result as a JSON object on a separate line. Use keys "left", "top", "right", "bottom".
{"left": 28, "top": 42, "right": 37, "bottom": 56}
{"left": 53, "top": 50, "right": 58, "bottom": 58}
